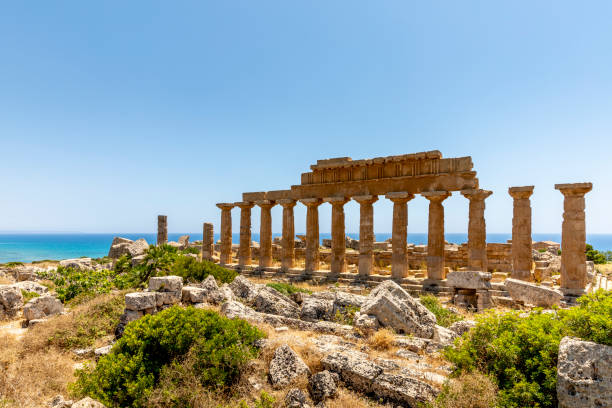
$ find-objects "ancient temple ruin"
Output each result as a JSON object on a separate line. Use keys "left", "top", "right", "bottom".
{"left": 203, "top": 151, "right": 593, "bottom": 305}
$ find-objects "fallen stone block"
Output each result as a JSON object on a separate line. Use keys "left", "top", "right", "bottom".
{"left": 22, "top": 295, "right": 63, "bottom": 321}
{"left": 268, "top": 344, "right": 311, "bottom": 389}
{"left": 504, "top": 278, "right": 562, "bottom": 307}
{"left": 148, "top": 275, "right": 183, "bottom": 293}
{"left": 446, "top": 271, "right": 492, "bottom": 289}
{"left": 300, "top": 297, "right": 334, "bottom": 322}
{"left": 253, "top": 286, "right": 300, "bottom": 319}
{"left": 321, "top": 351, "right": 383, "bottom": 394}
{"left": 124, "top": 292, "right": 157, "bottom": 311}
{"left": 371, "top": 372, "right": 438, "bottom": 406}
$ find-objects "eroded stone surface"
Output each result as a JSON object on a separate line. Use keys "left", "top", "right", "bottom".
{"left": 446, "top": 271, "right": 492, "bottom": 289}
{"left": 23, "top": 295, "right": 63, "bottom": 321}
{"left": 269, "top": 344, "right": 311, "bottom": 389}
{"left": 505, "top": 278, "right": 562, "bottom": 307}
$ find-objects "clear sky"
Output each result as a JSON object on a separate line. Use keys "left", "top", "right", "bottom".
{"left": 1, "top": 1, "right": 611, "bottom": 235}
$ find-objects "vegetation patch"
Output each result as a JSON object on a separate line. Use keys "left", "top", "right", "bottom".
{"left": 73, "top": 306, "right": 265, "bottom": 407}
{"left": 420, "top": 294, "right": 463, "bottom": 327}
{"left": 38, "top": 266, "right": 115, "bottom": 303}
{"left": 427, "top": 371, "right": 498, "bottom": 408}
{"left": 20, "top": 289, "right": 40, "bottom": 303}
{"left": 266, "top": 282, "right": 312, "bottom": 297}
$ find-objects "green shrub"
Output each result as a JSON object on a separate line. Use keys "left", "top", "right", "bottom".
{"left": 266, "top": 282, "right": 312, "bottom": 297}
{"left": 179, "top": 247, "right": 201, "bottom": 255}
{"left": 20, "top": 290, "right": 40, "bottom": 303}
{"left": 2, "top": 261, "right": 23, "bottom": 267}
{"left": 559, "top": 289, "right": 612, "bottom": 345}
{"left": 333, "top": 304, "right": 360, "bottom": 325}
{"left": 420, "top": 294, "right": 463, "bottom": 327}
{"left": 39, "top": 266, "right": 114, "bottom": 303}
{"left": 169, "top": 256, "right": 237, "bottom": 284}
{"left": 586, "top": 244, "right": 606, "bottom": 264}
{"left": 427, "top": 371, "right": 498, "bottom": 408}
{"left": 73, "top": 306, "right": 264, "bottom": 407}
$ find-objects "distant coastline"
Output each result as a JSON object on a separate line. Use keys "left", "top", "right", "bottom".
{"left": 1, "top": 232, "right": 612, "bottom": 264}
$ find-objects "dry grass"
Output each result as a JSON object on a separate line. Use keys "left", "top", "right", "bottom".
{"left": 0, "top": 332, "right": 76, "bottom": 408}
{"left": 367, "top": 328, "right": 396, "bottom": 351}
{"left": 596, "top": 263, "right": 612, "bottom": 278}
{"left": 0, "top": 276, "right": 14, "bottom": 285}
{"left": 430, "top": 372, "right": 498, "bottom": 408}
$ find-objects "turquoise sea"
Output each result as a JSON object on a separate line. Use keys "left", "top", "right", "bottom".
{"left": 1, "top": 233, "right": 612, "bottom": 264}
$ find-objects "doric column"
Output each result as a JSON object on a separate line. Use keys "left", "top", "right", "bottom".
{"left": 201, "top": 222, "right": 214, "bottom": 261}
{"left": 385, "top": 192, "right": 415, "bottom": 280}
{"left": 216, "top": 203, "right": 234, "bottom": 265}
{"left": 235, "top": 202, "right": 254, "bottom": 266}
{"left": 278, "top": 199, "right": 297, "bottom": 271}
{"left": 422, "top": 191, "right": 451, "bottom": 280}
{"left": 508, "top": 186, "right": 534, "bottom": 281}
{"left": 323, "top": 197, "right": 350, "bottom": 276}
{"left": 255, "top": 200, "right": 275, "bottom": 268}
{"left": 157, "top": 215, "right": 168, "bottom": 246}
{"left": 300, "top": 198, "right": 322, "bottom": 272}
{"left": 555, "top": 183, "right": 593, "bottom": 295}
{"left": 354, "top": 195, "right": 378, "bottom": 278}
{"left": 461, "top": 189, "right": 493, "bottom": 271}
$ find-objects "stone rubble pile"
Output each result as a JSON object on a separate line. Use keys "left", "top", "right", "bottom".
{"left": 107, "top": 237, "right": 149, "bottom": 259}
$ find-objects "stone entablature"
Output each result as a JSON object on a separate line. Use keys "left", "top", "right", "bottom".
{"left": 242, "top": 151, "right": 478, "bottom": 201}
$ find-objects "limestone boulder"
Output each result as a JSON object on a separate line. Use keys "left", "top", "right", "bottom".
{"left": 557, "top": 336, "right": 612, "bottom": 408}
{"left": 127, "top": 238, "right": 149, "bottom": 257}
{"left": 108, "top": 237, "right": 149, "bottom": 259}
{"left": 285, "top": 388, "right": 311, "bottom": 408}
{"left": 449, "top": 320, "right": 476, "bottom": 336}
{"left": 309, "top": 370, "right": 339, "bottom": 403}
{"left": 0, "top": 285, "right": 24, "bottom": 317}
{"left": 59, "top": 258, "right": 93, "bottom": 270}
{"left": 49, "top": 395, "right": 74, "bottom": 408}
{"left": 124, "top": 292, "right": 157, "bottom": 311}
{"left": 504, "top": 278, "right": 562, "bottom": 307}
{"left": 268, "top": 344, "right": 311, "bottom": 389}
{"left": 432, "top": 325, "right": 458, "bottom": 347}
{"left": 321, "top": 352, "right": 383, "bottom": 394}
{"left": 221, "top": 300, "right": 262, "bottom": 322}
{"left": 148, "top": 275, "right": 183, "bottom": 292}
{"left": 155, "top": 291, "right": 181, "bottom": 307}
{"left": 300, "top": 297, "right": 334, "bottom": 322}
{"left": 230, "top": 275, "right": 261, "bottom": 302}
{"left": 178, "top": 235, "right": 190, "bottom": 249}
{"left": 446, "top": 271, "right": 492, "bottom": 289}
{"left": 253, "top": 286, "right": 300, "bottom": 319}
{"left": 72, "top": 397, "right": 106, "bottom": 408}
{"left": 333, "top": 291, "right": 368, "bottom": 315}
{"left": 371, "top": 372, "right": 438, "bottom": 406}
{"left": 22, "top": 295, "right": 63, "bottom": 321}
{"left": 12, "top": 281, "right": 49, "bottom": 295}
{"left": 353, "top": 312, "right": 379, "bottom": 332}
{"left": 360, "top": 280, "right": 436, "bottom": 338}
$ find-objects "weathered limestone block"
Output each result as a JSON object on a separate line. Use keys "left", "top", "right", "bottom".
{"left": 353, "top": 312, "right": 379, "bottom": 332}
{"left": 309, "top": 370, "right": 339, "bottom": 403}
{"left": 268, "top": 344, "right": 311, "bottom": 389}
{"left": 59, "top": 258, "right": 94, "bottom": 270}
{"left": 446, "top": 271, "right": 492, "bottom": 289}
{"left": 22, "top": 295, "right": 63, "bottom": 321}
{"left": 253, "top": 286, "right": 300, "bottom": 319}
{"left": 11, "top": 281, "right": 48, "bottom": 295}
{"left": 300, "top": 297, "right": 334, "bottom": 322}
{"left": 177, "top": 235, "right": 190, "bottom": 249}
{"left": 72, "top": 397, "right": 106, "bottom": 408}
{"left": 361, "top": 280, "right": 436, "bottom": 338}
{"left": 229, "top": 275, "right": 261, "bottom": 302}
{"left": 155, "top": 291, "right": 181, "bottom": 306}
{"left": 0, "top": 286, "right": 23, "bottom": 317}
{"left": 371, "top": 373, "right": 438, "bottom": 407}
{"left": 557, "top": 336, "right": 612, "bottom": 408}
{"left": 432, "top": 325, "right": 458, "bottom": 347}
{"left": 321, "top": 351, "right": 383, "bottom": 394}
{"left": 285, "top": 388, "right": 310, "bottom": 408}
{"left": 221, "top": 300, "right": 263, "bottom": 322}
{"left": 125, "top": 292, "right": 157, "bottom": 311}
{"left": 148, "top": 276, "right": 183, "bottom": 293}
{"left": 504, "top": 278, "right": 562, "bottom": 307}
{"left": 449, "top": 320, "right": 476, "bottom": 336}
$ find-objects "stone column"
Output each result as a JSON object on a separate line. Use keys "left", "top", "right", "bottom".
{"left": 300, "top": 198, "right": 322, "bottom": 272}
{"left": 236, "top": 202, "right": 254, "bottom": 266}
{"left": 216, "top": 203, "right": 234, "bottom": 265}
{"left": 323, "top": 197, "right": 350, "bottom": 276}
{"left": 201, "top": 222, "right": 214, "bottom": 260}
{"left": 278, "top": 199, "right": 297, "bottom": 271}
{"left": 386, "top": 192, "right": 415, "bottom": 280}
{"left": 354, "top": 195, "right": 378, "bottom": 278}
{"left": 256, "top": 200, "right": 275, "bottom": 268}
{"left": 461, "top": 189, "right": 493, "bottom": 271}
{"left": 555, "top": 183, "right": 593, "bottom": 295}
{"left": 157, "top": 215, "right": 168, "bottom": 246}
{"left": 508, "top": 186, "right": 534, "bottom": 281}
{"left": 422, "top": 191, "right": 451, "bottom": 281}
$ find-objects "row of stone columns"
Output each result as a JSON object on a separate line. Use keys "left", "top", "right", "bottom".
{"left": 216, "top": 190, "right": 493, "bottom": 280}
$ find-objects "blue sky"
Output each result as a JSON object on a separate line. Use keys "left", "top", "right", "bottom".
{"left": 1, "top": 1, "right": 611, "bottom": 235}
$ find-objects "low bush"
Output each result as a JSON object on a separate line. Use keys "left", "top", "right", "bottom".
{"left": 586, "top": 244, "right": 606, "bottom": 264}
{"left": 333, "top": 304, "right": 359, "bottom": 325}
{"left": 20, "top": 289, "right": 40, "bottom": 303}
{"left": 2, "top": 261, "right": 23, "bottom": 267}
{"left": 179, "top": 247, "right": 201, "bottom": 255}
{"left": 73, "top": 306, "right": 265, "bottom": 407}
{"left": 38, "top": 266, "right": 114, "bottom": 303}
{"left": 170, "top": 256, "right": 237, "bottom": 284}
{"left": 266, "top": 282, "right": 312, "bottom": 297}
{"left": 444, "top": 289, "right": 611, "bottom": 408}
{"left": 420, "top": 294, "right": 463, "bottom": 327}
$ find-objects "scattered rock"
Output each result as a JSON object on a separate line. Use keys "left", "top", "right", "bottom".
{"left": 12, "top": 281, "right": 49, "bottom": 295}
{"left": 49, "top": 395, "right": 74, "bottom": 408}
{"left": 94, "top": 345, "right": 113, "bottom": 359}
{"left": 72, "top": 397, "right": 106, "bottom": 408}
{"left": 269, "top": 344, "right": 311, "bottom": 389}
{"left": 178, "top": 235, "right": 190, "bottom": 249}
{"left": 449, "top": 320, "right": 476, "bottom": 336}
{"left": 124, "top": 292, "right": 157, "bottom": 311}
{"left": 300, "top": 297, "right": 334, "bottom": 322}
{"left": 285, "top": 388, "right": 311, "bottom": 408}
{"left": 505, "top": 278, "right": 563, "bottom": 307}
{"left": 230, "top": 275, "right": 260, "bottom": 302}
{"left": 108, "top": 237, "right": 149, "bottom": 259}
{"left": 371, "top": 372, "right": 438, "bottom": 406}
{"left": 557, "top": 336, "right": 612, "bottom": 408}
{"left": 353, "top": 312, "right": 379, "bottom": 332}
{"left": 0, "top": 285, "right": 23, "bottom": 317}
{"left": 321, "top": 352, "right": 383, "bottom": 394}
{"left": 432, "top": 325, "right": 458, "bottom": 347}
{"left": 23, "top": 295, "right": 63, "bottom": 321}
{"left": 254, "top": 286, "right": 300, "bottom": 319}
{"left": 148, "top": 276, "right": 183, "bottom": 293}
{"left": 59, "top": 258, "right": 93, "bottom": 270}
{"left": 309, "top": 370, "right": 339, "bottom": 403}
{"left": 360, "top": 280, "right": 436, "bottom": 338}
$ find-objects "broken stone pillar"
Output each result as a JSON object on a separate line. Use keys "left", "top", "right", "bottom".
{"left": 278, "top": 199, "right": 297, "bottom": 271}
{"left": 201, "top": 222, "right": 214, "bottom": 260}
{"left": 461, "top": 189, "right": 493, "bottom": 271}
{"left": 323, "top": 197, "right": 350, "bottom": 276}
{"left": 216, "top": 203, "right": 234, "bottom": 265}
{"left": 509, "top": 186, "right": 534, "bottom": 281}
{"left": 422, "top": 191, "right": 451, "bottom": 281}
{"left": 236, "top": 202, "right": 254, "bottom": 266}
{"left": 555, "top": 183, "right": 593, "bottom": 295}
{"left": 256, "top": 200, "right": 275, "bottom": 269}
{"left": 385, "top": 192, "right": 415, "bottom": 280}
{"left": 300, "top": 198, "right": 322, "bottom": 272}
{"left": 157, "top": 215, "right": 168, "bottom": 246}
{"left": 354, "top": 195, "right": 378, "bottom": 278}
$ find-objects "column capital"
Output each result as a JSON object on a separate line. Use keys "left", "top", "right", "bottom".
{"left": 323, "top": 196, "right": 350, "bottom": 206}
{"left": 235, "top": 201, "right": 254, "bottom": 209}
{"left": 353, "top": 194, "right": 378, "bottom": 205}
{"left": 555, "top": 182, "right": 593, "bottom": 196}
{"left": 461, "top": 189, "right": 493, "bottom": 201}
{"left": 255, "top": 200, "right": 276, "bottom": 208}
{"left": 277, "top": 198, "right": 297, "bottom": 208}
{"left": 216, "top": 203, "right": 235, "bottom": 210}
{"left": 299, "top": 198, "right": 323, "bottom": 207}
{"left": 385, "top": 191, "right": 415, "bottom": 203}
{"left": 508, "top": 186, "right": 534, "bottom": 199}
{"left": 422, "top": 191, "right": 451, "bottom": 202}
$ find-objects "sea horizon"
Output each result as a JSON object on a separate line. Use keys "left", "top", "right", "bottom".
{"left": 1, "top": 232, "right": 611, "bottom": 264}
